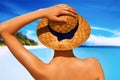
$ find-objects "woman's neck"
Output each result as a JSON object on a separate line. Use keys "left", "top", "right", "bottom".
{"left": 53, "top": 49, "right": 75, "bottom": 58}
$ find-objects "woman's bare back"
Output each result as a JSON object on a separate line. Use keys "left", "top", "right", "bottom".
{"left": 0, "top": 4, "right": 104, "bottom": 80}
{"left": 35, "top": 57, "right": 104, "bottom": 80}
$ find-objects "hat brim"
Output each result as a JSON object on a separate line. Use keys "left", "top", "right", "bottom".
{"left": 37, "top": 15, "right": 91, "bottom": 50}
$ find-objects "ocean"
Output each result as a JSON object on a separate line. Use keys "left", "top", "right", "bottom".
{"left": 29, "top": 47, "right": 120, "bottom": 80}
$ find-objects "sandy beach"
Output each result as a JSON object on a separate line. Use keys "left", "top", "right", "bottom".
{"left": 0, "top": 45, "right": 48, "bottom": 80}
{"left": 0, "top": 45, "right": 47, "bottom": 51}
{"left": 24, "top": 45, "right": 47, "bottom": 49}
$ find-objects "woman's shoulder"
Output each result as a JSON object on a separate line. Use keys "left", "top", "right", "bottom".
{"left": 84, "top": 58, "right": 100, "bottom": 66}
{"left": 86, "top": 58, "right": 99, "bottom": 62}
{"left": 75, "top": 57, "right": 99, "bottom": 63}
{"left": 84, "top": 58, "right": 103, "bottom": 72}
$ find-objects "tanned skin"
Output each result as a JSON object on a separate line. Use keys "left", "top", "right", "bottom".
{"left": 0, "top": 4, "right": 104, "bottom": 80}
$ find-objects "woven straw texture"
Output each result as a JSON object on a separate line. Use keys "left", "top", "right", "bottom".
{"left": 37, "top": 15, "right": 91, "bottom": 50}
{"left": 49, "top": 15, "right": 78, "bottom": 33}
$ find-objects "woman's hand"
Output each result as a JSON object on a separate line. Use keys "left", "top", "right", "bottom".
{"left": 40, "top": 4, "right": 77, "bottom": 22}
{"left": 0, "top": 4, "right": 77, "bottom": 35}
{"left": 0, "top": 4, "right": 78, "bottom": 79}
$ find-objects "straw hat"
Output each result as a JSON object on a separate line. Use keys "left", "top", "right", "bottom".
{"left": 37, "top": 14, "right": 91, "bottom": 50}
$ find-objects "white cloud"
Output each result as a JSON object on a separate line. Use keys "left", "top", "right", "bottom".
{"left": 91, "top": 26, "right": 120, "bottom": 36}
{"left": 26, "top": 30, "right": 39, "bottom": 42}
{"left": 25, "top": 26, "right": 120, "bottom": 46}
{"left": 87, "top": 34, "right": 120, "bottom": 46}
{"left": 86, "top": 26, "right": 120, "bottom": 46}
{"left": 26, "top": 30, "right": 34, "bottom": 37}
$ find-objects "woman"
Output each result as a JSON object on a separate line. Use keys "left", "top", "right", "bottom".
{"left": 0, "top": 4, "right": 104, "bottom": 80}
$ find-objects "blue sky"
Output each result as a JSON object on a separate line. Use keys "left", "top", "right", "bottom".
{"left": 0, "top": 0, "right": 120, "bottom": 80}
{"left": 0, "top": 0, "right": 120, "bottom": 46}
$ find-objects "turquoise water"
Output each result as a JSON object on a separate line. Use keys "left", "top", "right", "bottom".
{"left": 29, "top": 47, "right": 120, "bottom": 80}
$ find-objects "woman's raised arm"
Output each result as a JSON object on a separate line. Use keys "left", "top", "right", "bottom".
{"left": 0, "top": 4, "right": 77, "bottom": 78}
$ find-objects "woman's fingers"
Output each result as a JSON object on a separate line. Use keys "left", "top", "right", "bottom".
{"left": 61, "top": 10, "right": 77, "bottom": 17}
{"left": 58, "top": 4, "right": 77, "bottom": 13}
{"left": 53, "top": 16, "right": 67, "bottom": 22}
{"left": 43, "top": 4, "right": 77, "bottom": 22}
{"left": 58, "top": 4, "right": 77, "bottom": 17}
